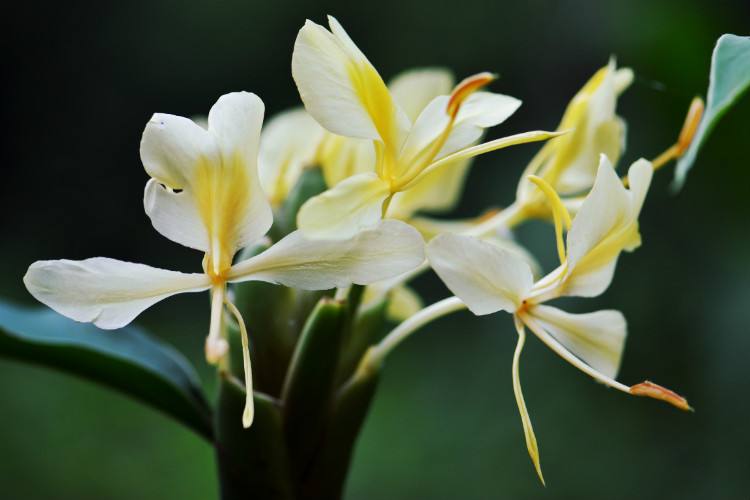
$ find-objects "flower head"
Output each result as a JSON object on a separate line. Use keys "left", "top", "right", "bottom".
{"left": 292, "top": 16, "right": 559, "bottom": 238}
{"left": 24, "top": 92, "right": 426, "bottom": 428}
{"left": 426, "top": 156, "right": 690, "bottom": 483}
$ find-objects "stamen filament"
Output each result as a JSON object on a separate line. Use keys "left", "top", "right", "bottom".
{"left": 464, "top": 201, "right": 528, "bottom": 237}
{"left": 224, "top": 299, "right": 255, "bottom": 428}
{"left": 527, "top": 175, "right": 572, "bottom": 265}
{"left": 512, "top": 316, "right": 545, "bottom": 486}
{"left": 357, "top": 296, "right": 466, "bottom": 376}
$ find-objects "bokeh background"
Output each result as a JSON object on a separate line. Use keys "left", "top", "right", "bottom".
{"left": 2, "top": 0, "right": 749, "bottom": 498}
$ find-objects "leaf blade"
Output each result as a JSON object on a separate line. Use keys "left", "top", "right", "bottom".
{"left": 0, "top": 299, "right": 213, "bottom": 440}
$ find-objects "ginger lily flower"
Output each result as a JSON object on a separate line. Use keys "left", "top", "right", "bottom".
{"left": 23, "top": 91, "right": 426, "bottom": 428}
{"left": 425, "top": 156, "right": 690, "bottom": 483}
{"left": 292, "top": 16, "right": 560, "bottom": 238}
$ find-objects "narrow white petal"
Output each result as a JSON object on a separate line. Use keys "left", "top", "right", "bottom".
{"left": 143, "top": 179, "right": 209, "bottom": 252}
{"left": 296, "top": 172, "right": 390, "bottom": 239}
{"left": 426, "top": 233, "right": 533, "bottom": 315}
{"left": 529, "top": 305, "right": 627, "bottom": 379}
{"left": 24, "top": 258, "right": 210, "bottom": 329}
{"left": 227, "top": 220, "right": 425, "bottom": 290}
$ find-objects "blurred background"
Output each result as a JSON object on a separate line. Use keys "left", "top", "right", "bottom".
{"left": 2, "top": 0, "right": 749, "bottom": 498}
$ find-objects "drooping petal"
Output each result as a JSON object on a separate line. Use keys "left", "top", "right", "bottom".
{"left": 512, "top": 316, "right": 545, "bottom": 485}
{"left": 296, "top": 172, "right": 391, "bottom": 239}
{"left": 143, "top": 179, "right": 209, "bottom": 252}
{"left": 292, "top": 17, "right": 409, "bottom": 149}
{"left": 388, "top": 68, "right": 454, "bottom": 122}
{"left": 140, "top": 113, "right": 219, "bottom": 188}
{"left": 426, "top": 233, "right": 533, "bottom": 315}
{"left": 318, "top": 133, "right": 376, "bottom": 187}
{"left": 206, "top": 92, "right": 274, "bottom": 251}
{"left": 386, "top": 285, "right": 424, "bottom": 322}
{"left": 23, "top": 258, "right": 210, "bottom": 329}
{"left": 227, "top": 220, "right": 425, "bottom": 289}
{"left": 527, "top": 305, "right": 626, "bottom": 379}
{"left": 258, "top": 107, "right": 325, "bottom": 204}
{"left": 562, "top": 156, "right": 652, "bottom": 297}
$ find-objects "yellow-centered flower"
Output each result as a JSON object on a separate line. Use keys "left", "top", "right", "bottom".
{"left": 291, "top": 16, "right": 560, "bottom": 238}
{"left": 24, "top": 92, "right": 426, "bottom": 429}
{"left": 426, "top": 155, "right": 690, "bottom": 484}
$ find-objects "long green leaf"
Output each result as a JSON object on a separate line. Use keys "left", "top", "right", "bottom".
{"left": 0, "top": 299, "right": 213, "bottom": 440}
{"left": 674, "top": 34, "right": 750, "bottom": 189}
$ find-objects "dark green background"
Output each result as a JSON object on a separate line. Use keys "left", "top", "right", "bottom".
{"left": 2, "top": 0, "right": 749, "bottom": 498}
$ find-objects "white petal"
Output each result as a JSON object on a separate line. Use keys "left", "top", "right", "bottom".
{"left": 388, "top": 68, "right": 454, "bottom": 122}
{"left": 227, "top": 220, "right": 425, "bottom": 289}
{"left": 143, "top": 178, "right": 209, "bottom": 252}
{"left": 140, "top": 113, "right": 219, "bottom": 188}
{"left": 527, "top": 305, "right": 627, "bottom": 379}
{"left": 296, "top": 172, "right": 390, "bottom": 239}
{"left": 24, "top": 258, "right": 210, "bottom": 329}
{"left": 426, "top": 233, "right": 533, "bottom": 315}
{"left": 292, "top": 17, "right": 409, "bottom": 146}
{"left": 207, "top": 92, "right": 273, "bottom": 250}
{"left": 626, "top": 158, "right": 653, "bottom": 215}
{"left": 563, "top": 155, "right": 631, "bottom": 296}
{"left": 258, "top": 108, "right": 325, "bottom": 203}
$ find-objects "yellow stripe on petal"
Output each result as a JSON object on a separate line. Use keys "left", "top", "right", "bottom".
{"left": 512, "top": 316, "right": 545, "bottom": 486}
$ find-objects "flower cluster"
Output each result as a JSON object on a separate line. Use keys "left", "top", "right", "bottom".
{"left": 23, "top": 15, "right": 697, "bottom": 483}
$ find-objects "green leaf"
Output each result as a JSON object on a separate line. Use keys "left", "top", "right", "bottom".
{"left": 281, "top": 297, "right": 347, "bottom": 487}
{"left": 214, "top": 377, "right": 293, "bottom": 500}
{"left": 674, "top": 34, "right": 750, "bottom": 189}
{"left": 0, "top": 299, "right": 213, "bottom": 440}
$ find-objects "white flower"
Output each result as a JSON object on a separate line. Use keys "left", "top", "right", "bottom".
{"left": 24, "top": 92, "right": 426, "bottom": 428}
{"left": 427, "top": 156, "right": 690, "bottom": 483}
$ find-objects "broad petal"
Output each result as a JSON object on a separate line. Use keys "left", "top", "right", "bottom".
{"left": 140, "top": 113, "right": 219, "bottom": 188}
{"left": 143, "top": 178, "right": 209, "bottom": 252}
{"left": 207, "top": 92, "right": 273, "bottom": 250}
{"left": 426, "top": 233, "right": 533, "bottom": 315}
{"left": 388, "top": 68, "right": 454, "bottom": 122}
{"left": 292, "top": 17, "right": 409, "bottom": 147}
{"left": 24, "top": 258, "right": 210, "bottom": 329}
{"left": 296, "top": 172, "right": 390, "bottom": 239}
{"left": 258, "top": 107, "right": 325, "bottom": 204}
{"left": 529, "top": 305, "right": 626, "bottom": 379}
{"left": 227, "top": 220, "right": 425, "bottom": 289}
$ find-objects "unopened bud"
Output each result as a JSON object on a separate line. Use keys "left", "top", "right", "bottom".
{"left": 630, "top": 380, "right": 693, "bottom": 411}
{"left": 447, "top": 72, "right": 497, "bottom": 119}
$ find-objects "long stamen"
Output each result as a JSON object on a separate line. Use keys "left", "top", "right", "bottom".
{"left": 512, "top": 316, "right": 545, "bottom": 485}
{"left": 354, "top": 296, "right": 466, "bottom": 378}
{"left": 205, "top": 285, "right": 229, "bottom": 365}
{"left": 224, "top": 299, "right": 255, "bottom": 428}
{"left": 527, "top": 175, "right": 572, "bottom": 265}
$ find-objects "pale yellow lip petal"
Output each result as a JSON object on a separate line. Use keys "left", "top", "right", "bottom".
{"left": 512, "top": 316, "right": 545, "bottom": 486}
{"left": 143, "top": 178, "right": 209, "bottom": 252}
{"left": 227, "top": 220, "right": 425, "bottom": 290}
{"left": 426, "top": 233, "right": 533, "bottom": 315}
{"left": 205, "top": 92, "right": 274, "bottom": 254}
{"left": 140, "top": 112, "right": 219, "bottom": 189}
{"left": 23, "top": 258, "right": 210, "bottom": 329}
{"left": 296, "top": 172, "right": 390, "bottom": 239}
